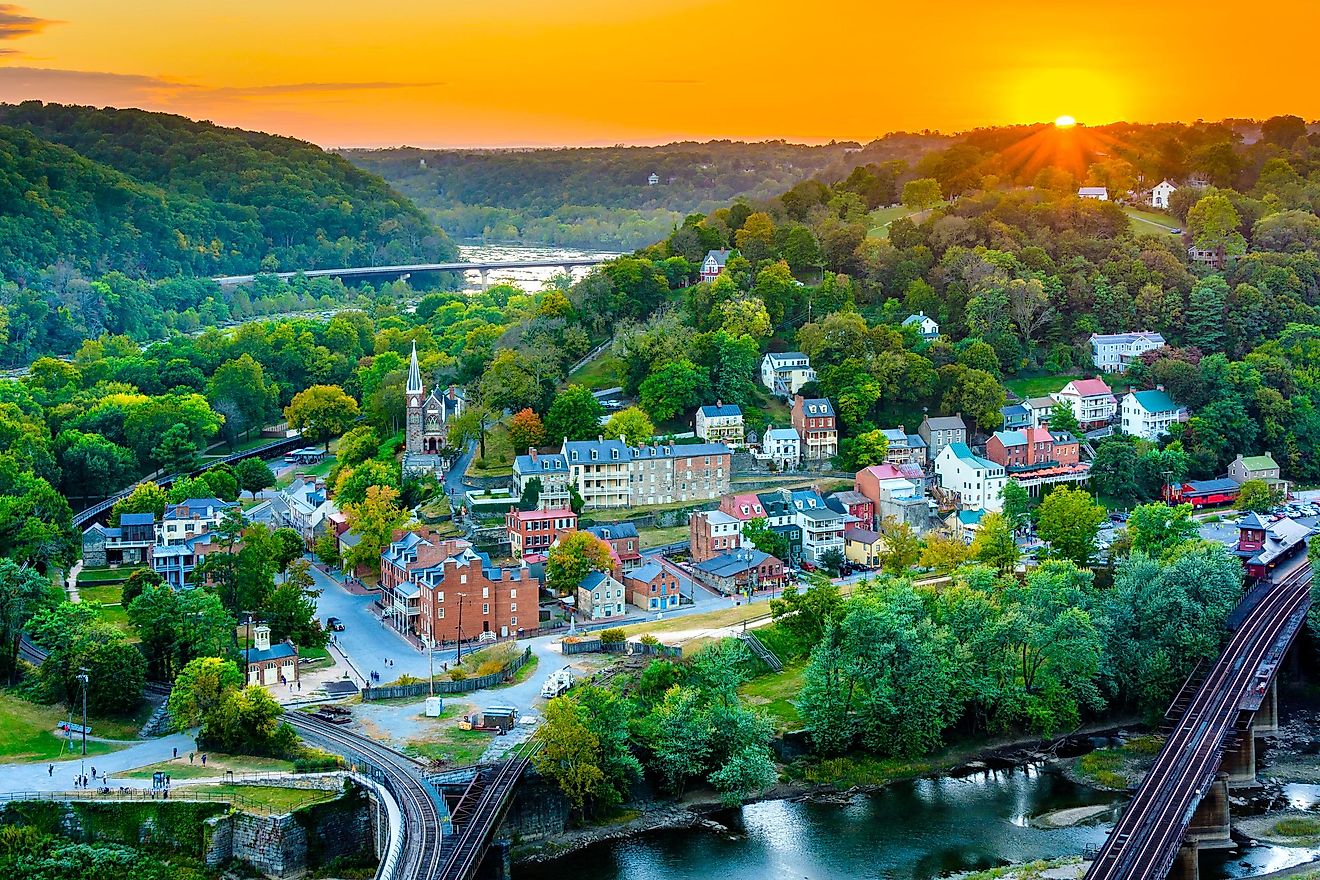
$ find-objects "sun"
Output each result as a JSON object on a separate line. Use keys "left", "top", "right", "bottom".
{"left": 1055, "top": 115, "right": 1077, "bottom": 128}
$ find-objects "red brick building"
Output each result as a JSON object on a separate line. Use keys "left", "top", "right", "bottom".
{"left": 688, "top": 510, "right": 743, "bottom": 562}
{"left": 626, "top": 561, "right": 683, "bottom": 611}
{"left": 505, "top": 508, "right": 578, "bottom": 558}
{"left": 791, "top": 396, "right": 838, "bottom": 460}
{"left": 380, "top": 528, "right": 537, "bottom": 643}
{"left": 585, "top": 522, "right": 643, "bottom": 572}
{"left": 986, "top": 427, "right": 1080, "bottom": 469}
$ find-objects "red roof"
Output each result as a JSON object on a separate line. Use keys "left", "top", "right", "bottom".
{"left": 508, "top": 508, "right": 575, "bottom": 522}
{"left": 1066, "top": 378, "right": 1114, "bottom": 398}
{"left": 1025, "top": 426, "right": 1054, "bottom": 444}
{"left": 861, "top": 464, "right": 905, "bottom": 481}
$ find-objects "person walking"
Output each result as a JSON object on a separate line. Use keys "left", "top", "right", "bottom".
{"left": 201, "top": 753, "right": 207, "bottom": 766}
{"left": 173, "top": 746, "right": 178, "bottom": 759}
{"left": 189, "top": 751, "right": 195, "bottom": 764}
{"left": 48, "top": 764, "right": 53, "bottom": 777}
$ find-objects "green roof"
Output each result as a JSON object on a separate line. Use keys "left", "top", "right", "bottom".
{"left": 1240, "top": 454, "right": 1278, "bottom": 470}
{"left": 1130, "top": 389, "right": 1177, "bottom": 413}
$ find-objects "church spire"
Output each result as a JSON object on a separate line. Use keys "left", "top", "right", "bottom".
{"left": 406, "top": 342, "right": 423, "bottom": 395}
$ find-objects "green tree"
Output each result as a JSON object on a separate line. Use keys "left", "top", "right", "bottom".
{"left": 972, "top": 512, "right": 1020, "bottom": 574}
{"left": 264, "top": 560, "right": 326, "bottom": 648}
{"left": 1091, "top": 439, "right": 1140, "bottom": 504}
{"left": 313, "top": 531, "right": 342, "bottom": 569}
{"left": 153, "top": 422, "right": 201, "bottom": 474}
{"left": 0, "top": 558, "right": 60, "bottom": 682}
{"left": 1124, "top": 502, "right": 1199, "bottom": 559}
{"left": 335, "top": 425, "right": 380, "bottom": 471}
{"left": 603, "top": 406, "right": 656, "bottom": 444}
{"left": 942, "top": 368, "right": 1005, "bottom": 433}
{"left": 333, "top": 458, "right": 400, "bottom": 507}
{"left": 204, "top": 685, "right": 298, "bottom": 756}
{"left": 533, "top": 696, "right": 614, "bottom": 817}
{"left": 879, "top": 517, "right": 921, "bottom": 574}
{"left": 269, "top": 528, "right": 306, "bottom": 571}
{"left": 846, "top": 429, "right": 890, "bottom": 469}
{"left": 200, "top": 466, "right": 239, "bottom": 502}
{"left": 920, "top": 532, "right": 973, "bottom": 573}
{"left": 1187, "top": 193, "right": 1246, "bottom": 257}
{"left": 207, "top": 354, "right": 275, "bottom": 445}
{"left": 169, "top": 656, "right": 243, "bottom": 729}
{"left": 1237, "top": 478, "right": 1282, "bottom": 513}
{"left": 285, "top": 385, "right": 361, "bottom": 450}
{"left": 234, "top": 457, "right": 275, "bottom": 499}
{"left": 546, "top": 531, "right": 613, "bottom": 595}
{"left": 55, "top": 430, "right": 135, "bottom": 501}
{"left": 742, "top": 517, "right": 789, "bottom": 561}
{"left": 544, "top": 385, "right": 605, "bottom": 442}
{"left": 1185, "top": 276, "right": 1229, "bottom": 353}
{"left": 128, "top": 583, "right": 234, "bottom": 681}
{"left": 1036, "top": 486, "right": 1106, "bottom": 567}
{"left": 1000, "top": 480, "right": 1031, "bottom": 531}
{"left": 638, "top": 360, "right": 707, "bottom": 423}
{"left": 342, "top": 485, "right": 410, "bottom": 573}
{"left": 902, "top": 177, "right": 943, "bottom": 211}
{"left": 1048, "top": 401, "right": 1080, "bottom": 437}
{"left": 40, "top": 622, "right": 145, "bottom": 715}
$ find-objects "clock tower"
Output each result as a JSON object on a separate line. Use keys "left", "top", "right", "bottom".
{"left": 405, "top": 342, "right": 425, "bottom": 455}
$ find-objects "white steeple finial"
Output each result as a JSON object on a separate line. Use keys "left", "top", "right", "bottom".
{"left": 406, "top": 342, "right": 423, "bottom": 395}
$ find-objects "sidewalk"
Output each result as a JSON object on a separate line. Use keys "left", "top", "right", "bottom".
{"left": 0, "top": 732, "right": 196, "bottom": 794}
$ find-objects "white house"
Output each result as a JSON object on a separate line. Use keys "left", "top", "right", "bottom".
{"left": 647, "top": 172, "right": 660, "bottom": 186}
{"left": 902, "top": 312, "right": 940, "bottom": 340}
{"left": 1023, "top": 396, "right": 1059, "bottom": 429}
{"left": 761, "top": 426, "right": 801, "bottom": 469}
{"left": 1089, "top": 331, "right": 1167, "bottom": 373}
{"left": 577, "top": 571, "right": 628, "bottom": 619}
{"left": 790, "top": 490, "right": 854, "bottom": 565}
{"left": 1078, "top": 186, "right": 1109, "bottom": 201}
{"left": 158, "top": 498, "right": 237, "bottom": 546}
{"left": 761, "top": 352, "right": 816, "bottom": 397}
{"left": 1121, "top": 389, "right": 1183, "bottom": 440}
{"left": 934, "top": 442, "right": 1007, "bottom": 512}
{"left": 1055, "top": 378, "right": 1117, "bottom": 429}
{"left": 700, "top": 249, "right": 731, "bottom": 283}
{"left": 695, "top": 402, "right": 744, "bottom": 446}
{"left": 1150, "top": 180, "right": 1177, "bottom": 209}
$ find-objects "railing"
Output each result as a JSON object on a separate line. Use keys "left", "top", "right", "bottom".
{"left": 0, "top": 784, "right": 328, "bottom": 816}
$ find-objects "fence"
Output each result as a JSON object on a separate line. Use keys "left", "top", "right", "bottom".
{"left": 0, "top": 784, "right": 326, "bottom": 816}
{"left": 361, "top": 646, "right": 532, "bottom": 701}
{"left": 561, "top": 638, "right": 681, "bottom": 658}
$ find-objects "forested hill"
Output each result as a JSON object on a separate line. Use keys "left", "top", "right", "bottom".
{"left": 343, "top": 135, "right": 949, "bottom": 249}
{"left": 0, "top": 101, "right": 457, "bottom": 281}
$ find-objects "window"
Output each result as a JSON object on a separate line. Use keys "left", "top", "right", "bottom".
{"left": 437, "top": 608, "right": 445, "bottom": 619}
{"left": 482, "top": 587, "right": 489, "bottom": 599}
{"left": 510, "top": 588, "right": 517, "bottom": 598}
{"left": 510, "top": 602, "right": 517, "bottom": 612}
{"left": 510, "top": 617, "right": 517, "bottom": 626}
{"left": 460, "top": 574, "right": 467, "bottom": 584}
{"left": 437, "top": 591, "right": 445, "bottom": 602}
{"left": 482, "top": 603, "right": 490, "bottom": 614}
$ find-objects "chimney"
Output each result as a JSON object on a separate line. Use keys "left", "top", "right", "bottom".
{"left": 254, "top": 625, "right": 271, "bottom": 652}
{"left": 716, "top": 399, "right": 722, "bottom": 408}
{"left": 598, "top": 435, "right": 604, "bottom": 443}
{"left": 529, "top": 447, "right": 538, "bottom": 463}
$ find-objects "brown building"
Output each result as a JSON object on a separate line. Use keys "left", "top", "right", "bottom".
{"left": 626, "top": 561, "right": 683, "bottom": 612}
{"left": 985, "top": 427, "right": 1080, "bottom": 469}
{"left": 791, "top": 396, "right": 838, "bottom": 461}
{"left": 505, "top": 508, "right": 578, "bottom": 558}
{"left": 585, "top": 522, "right": 643, "bottom": 572}
{"left": 380, "top": 528, "right": 537, "bottom": 643}
{"left": 688, "top": 510, "right": 743, "bottom": 562}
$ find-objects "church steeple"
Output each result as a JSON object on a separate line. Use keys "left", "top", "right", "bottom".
{"left": 406, "top": 342, "right": 424, "bottom": 396}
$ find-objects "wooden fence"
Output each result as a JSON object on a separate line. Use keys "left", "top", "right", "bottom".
{"left": 361, "top": 646, "right": 532, "bottom": 701}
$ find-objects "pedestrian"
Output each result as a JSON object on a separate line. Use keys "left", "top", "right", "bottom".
{"left": 173, "top": 746, "right": 178, "bottom": 759}
{"left": 48, "top": 764, "right": 53, "bottom": 777}
{"left": 189, "top": 751, "right": 195, "bottom": 764}
{"left": 201, "top": 753, "right": 207, "bottom": 766}
{"left": 91, "top": 767, "right": 96, "bottom": 779}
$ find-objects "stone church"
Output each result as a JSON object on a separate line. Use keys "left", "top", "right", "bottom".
{"left": 404, "top": 343, "right": 465, "bottom": 473}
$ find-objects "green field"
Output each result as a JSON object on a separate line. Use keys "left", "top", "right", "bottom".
{"left": 122, "top": 752, "right": 298, "bottom": 780}
{"left": 77, "top": 583, "right": 137, "bottom": 641}
{"left": 404, "top": 727, "right": 493, "bottom": 766}
{"left": 866, "top": 203, "right": 944, "bottom": 239}
{"left": 77, "top": 567, "right": 136, "bottom": 586}
{"left": 0, "top": 692, "right": 146, "bottom": 763}
{"left": 568, "top": 352, "right": 626, "bottom": 391}
{"left": 1123, "top": 206, "right": 1180, "bottom": 235}
{"left": 184, "top": 783, "right": 337, "bottom": 812}
{"left": 638, "top": 524, "right": 689, "bottom": 548}
{"left": 738, "top": 661, "right": 805, "bottom": 731}
{"left": 468, "top": 421, "right": 515, "bottom": 476}
{"left": 1004, "top": 374, "right": 1082, "bottom": 400}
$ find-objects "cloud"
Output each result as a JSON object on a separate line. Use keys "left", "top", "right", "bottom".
{"left": 0, "top": 4, "right": 58, "bottom": 44}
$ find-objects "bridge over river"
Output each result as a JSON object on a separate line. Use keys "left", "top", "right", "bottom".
{"left": 213, "top": 257, "right": 610, "bottom": 288}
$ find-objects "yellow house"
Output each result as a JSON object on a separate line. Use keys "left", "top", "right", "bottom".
{"left": 844, "top": 527, "right": 884, "bottom": 568}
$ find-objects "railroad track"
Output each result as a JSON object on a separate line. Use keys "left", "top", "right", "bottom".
{"left": 284, "top": 712, "right": 444, "bottom": 880}
{"left": 436, "top": 743, "right": 540, "bottom": 880}
{"left": 1085, "top": 564, "right": 1312, "bottom": 879}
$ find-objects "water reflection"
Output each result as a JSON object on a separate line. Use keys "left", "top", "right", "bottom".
{"left": 455, "top": 243, "right": 620, "bottom": 290}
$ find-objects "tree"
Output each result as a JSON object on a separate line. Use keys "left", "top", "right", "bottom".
{"left": 342, "top": 485, "right": 410, "bottom": 572}
{"left": 1048, "top": 401, "right": 1080, "bottom": 437}
{"left": 234, "top": 457, "right": 275, "bottom": 499}
{"left": 264, "top": 560, "right": 326, "bottom": 648}
{"left": 603, "top": 407, "right": 656, "bottom": 444}
{"left": 1187, "top": 193, "right": 1246, "bottom": 258}
{"left": 479, "top": 349, "right": 543, "bottom": 414}
{"left": 1185, "top": 276, "right": 1228, "bottom": 353}
{"left": 167, "top": 475, "right": 213, "bottom": 503}
{"left": 55, "top": 430, "right": 135, "bottom": 501}
{"left": 153, "top": 422, "right": 201, "bottom": 474}
{"left": 335, "top": 426, "right": 380, "bottom": 470}
{"left": 878, "top": 517, "right": 921, "bottom": 574}
{"left": 201, "top": 466, "right": 239, "bottom": 502}
{"left": 128, "top": 583, "right": 234, "bottom": 681}
{"left": 1124, "top": 502, "right": 1199, "bottom": 559}
{"left": 1091, "top": 439, "right": 1140, "bottom": 504}
{"left": 1000, "top": 480, "right": 1031, "bottom": 531}
{"left": 313, "top": 531, "right": 342, "bottom": 569}
{"left": 743, "top": 517, "right": 789, "bottom": 562}
{"left": 820, "top": 547, "right": 846, "bottom": 575}
{"left": 334, "top": 459, "right": 400, "bottom": 507}
{"left": 846, "top": 429, "right": 890, "bottom": 469}
{"left": 40, "top": 622, "right": 145, "bottom": 715}
{"left": 972, "top": 512, "right": 1020, "bottom": 574}
{"left": 204, "top": 685, "right": 298, "bottom": 756}
{"left": 546, "top": 531, "right": 613, "bottom": 595}
{"left": 169, "top": 656, "right": 243, "bottom": 729}
{"left": 121, "top": 567, "right": 163, "bottom": 607}
{"left": 1237, "top": 478, "right": 1283, "bottom": 513}
{"left": 208, "top": 354, "right": 275, "bottom": 444}
{"left": 285, "top": 385, "right": 361, "bottom": 450}
{"left": 902, "top": 178, "right": 943, "bottom": 211}
{"left": 1036, "top": 486, "right": 1106, "bottom": 567}
{"left": 508, "top": 408, "right": 546, "bottom": 454}
{"left": 533, "top": 697, "right": 611, "bottom": 817}
{"left": 0, "top": 558, "right": 60, "bottom": 682}
{"left": 638, "top": 360, "right": 707, "bottom": 423}
{"left": 920, "top": 532, "right": 973, "bottom": 573}
{"left": 942, "top": 368, "right": 1005, "bottom": 433}
{"left": 544, "top": 385, "right": 605, "bottom": 442}
{"left": 270, "top": 528, "right": 306, "bottom": 571}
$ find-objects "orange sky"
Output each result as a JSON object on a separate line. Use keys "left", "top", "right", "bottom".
{"left": 0, "top": 0, "right": 1315, "bottom": 147}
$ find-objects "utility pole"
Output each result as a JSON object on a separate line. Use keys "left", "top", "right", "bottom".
{"left": 76, "top": 668, "right": 89, "bottom": 781}
{"left": 456, "top": 593, "right": 468, "bottom": 664}
{"left": 428, "top": 638, "right": 435, "bottom": 697}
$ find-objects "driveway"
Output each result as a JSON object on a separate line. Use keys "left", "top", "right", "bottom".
{"left": 0, "top": 732, "right": 197, "bottom": 794}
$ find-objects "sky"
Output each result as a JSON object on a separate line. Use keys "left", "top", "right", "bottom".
{"left": 0, "top": 0, "right": 1315, "bottom": 148}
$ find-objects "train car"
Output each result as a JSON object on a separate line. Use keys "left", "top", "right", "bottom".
{"left": 1167, "top": 477, "right": 1240, "bottom": 509}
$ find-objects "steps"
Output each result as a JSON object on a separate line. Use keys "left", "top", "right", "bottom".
{"left": 739, "top": 631, "right": 783, "bottom": 673}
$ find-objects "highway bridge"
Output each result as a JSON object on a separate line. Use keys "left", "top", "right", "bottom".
{"left": 287, "top": 712, "right": 536, "bottom": 880}
{"left": 212, "top": 257, "right": 610, "bottom": 288}
{"left": 1084, "top": 562, "right": 1312, "bottom": 880}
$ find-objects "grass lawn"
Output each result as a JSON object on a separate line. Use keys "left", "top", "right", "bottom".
{"left": 637, "top": 524, "right": 689, "bottom": 548}
{"left": 404, "top": 727, "right": 493, "bottom": 766}
{"left": 1075, "top": 734, "right": 1163, "bottom": 789}
{"left": 494, "top": 653, "right": 539, "bottom": 689}
{"left": 1123, "top": 206, "right": 1180, "bottom": 235}
{"left": 77, "top": 583, "right": 123, "bottom": 605}
{"left": 0, "top": 692, "right": 141, "bottom": 763}
{"left": 184, "top": 783, "right": 337, "bottom": 812}
{"left": 277, "top": 450, "right": 336, "bottom": 488}
{"left": 866, "top": 203, "right": 944, "bottom": 239}
{"left": 619, "top": 601, "right": 769, "bottom": 640}
{"left": 739, "top": 661, "right": 805, "bottom": 731}
{"left": 793, "top": 753, "right": 936, "bottom": 787}
{"left": 1004, "top": 373, "right": 1082, "bottom": 400}
{"left": 469, "top": 422, "right": 515, "bottom": 477}
{"left": 568, "top": 352, "right": 626, "bottom": 391}
{"left": 77, "top": 567, "right": 136, "bottom": 585}
{"left": 122, "top": 752, "right": 297, "bottom": 780}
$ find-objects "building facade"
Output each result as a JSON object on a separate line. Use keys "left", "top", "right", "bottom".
{"left": 902, "top": 312, "right": 940, "bottom": 339}
{"left": 690, "top": 549, "right": 786, "bottom": 595}
{"left": 577, "top": 571, "right": 628, "bottom": 619}
{"left": 513, "top": 448, "right": 572, "bottom": 509}
{"left": 556, "top": 438, "right": 732, "bottom": 510}
{"left": 585, "top": 522, "right": 643, "bottom": 572}
{"left": 244, "top": 625, "right": 299, "bottom": 686}
{"left": 791, "top": 396, "right": 838, "bottom": 461}
{"left": 1121, "top": 389, "right": 1182, "bottom": 440}
{"left": 689, "top": 510, "right": 743, "bottom": 562}
{"left": 505, "top": 508, "right": 578, "bottom": 558}
{"left": 700, "top": 249, "right": 731, "bottom": 283}
{"left": 918, "top": 414, "right": 967, "bottom": 464}
{"left": 404, "top": 342, "right": 465, "bottom": 471}
{"left": 934, "top": 443, "right": 1007, "bottom": 512}
{"left": 1090, "top": 332, "right": 1167, "bottom": 373}
{"left": 1151, "top": 180, "right": 1177, "bottom": 209}
{"left": 695, "top": 402, "right": 745, "bottom": 446}
{"left": 159, "top": 498, "right": 236, "bottom": 546}
{"left": 1228, "top": 453, "right": 1288, "bottom": 493}
{"left": 626, "top": 562, "right": 681, "bottom": 611}
{"left": 1056, "top": 378, "right": 1117, "bottom": 430}
{"left": 761, "top": 427, "right": 801, "bottom": 469}
{"left": 761, "top": 352, "right": 816, "bottom": 397}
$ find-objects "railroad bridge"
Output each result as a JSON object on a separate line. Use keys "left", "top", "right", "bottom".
{"left": 1084, "top": 561, "right": 1312, "bottom": 880}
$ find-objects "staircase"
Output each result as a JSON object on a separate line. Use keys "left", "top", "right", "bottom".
{"left": 139, "top": 685, "right": 174, "bottom": 737}
{"left": 739, "top": 631, "right": 783, "bottom": 673}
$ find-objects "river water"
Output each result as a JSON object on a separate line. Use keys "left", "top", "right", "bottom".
{"left": 516, "top": 765, "right": 1320, "bottom": 880}
{"left": 455, "top": 243, "right": 622, "bottom": 291}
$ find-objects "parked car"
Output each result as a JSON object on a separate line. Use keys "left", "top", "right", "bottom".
{"left": 326, "top": 617, "right": 345, "bottom": 632}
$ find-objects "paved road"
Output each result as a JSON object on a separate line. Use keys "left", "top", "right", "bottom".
{"left": 0, "top": 732, "right": 196, "bottom": 793}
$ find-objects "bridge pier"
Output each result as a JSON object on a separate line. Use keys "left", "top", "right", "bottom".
{"left": 561, "top": 264, "right": 574, "bottom": 278}
{"left": 1186, "top": 772, "right": 1233, "bottom": 848}
{"left": 477, "top": 838, "right": 511, "bottom": 880}
{"left": 479, "top": 268, "right": 490, "bottom": 290}
{"left": 1170, "top": 841, "right": 1201, "bottom": 880}
{"left": 1224, "top": 730, "right": 1258, "bottom": 788}
{"left": 1256, "top": 678, "right": 1279, "bottom": 734}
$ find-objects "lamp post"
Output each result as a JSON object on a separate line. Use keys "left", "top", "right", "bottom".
{"left": 76, "top": 669, "right": 89, "bottom": 781}
{"left": 455, "top": 592, "right": 468, "bottom": 664}
{"left": 428, "top": 637, "right": 436, "bottom": 697}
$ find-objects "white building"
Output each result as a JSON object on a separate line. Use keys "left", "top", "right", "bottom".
{"left": 700, "top": 249, "right": 731, "bottom": 283}
{"left": 158, "top": 498, "right": 237, "bottom": 546}
{"left": 1023, "top": 396, "right": 1059, "bottom": 429}
{"left": 761, "top": 352, "right": 816, "bottom": 397}
{"left": 1089, "top": 332, "right": 1167, "bottom": 373}
{"left": 789, "top": 490, "right": 854, "bottom": 565}
{"left": 902, "top": 312, "right": 940, "bottom": 340}
{"left": 513, "top": 449, "right": 572, "bottom": 509}
{"left": 275, "top": 479, "right": 337, "bottom": 547}
{"left": 695, "top": 402, "right": 744, "bottom": 446}
{"left": 1121, "top": 389, "right": 1183, "bottom": 440}
{"left": 1150, "top": 180, "right": 1177, "bottom": 209}
{"left": 647, "top": 172, "right": 660, "bottom": 186}
{"left": 1078, "top": 186, "right": 1109, "bottom": 200}
{"left": 577, "top": 571, "right": 628, "bottom": 619}
{"left": 1055, "top": 378, "right": 1117, "bottom": 429}
{"left": 761, "top": 426, "right": 802, "bottom": 469}
{"left": 934, "top": 442, "right": 1007, "bottom": 512}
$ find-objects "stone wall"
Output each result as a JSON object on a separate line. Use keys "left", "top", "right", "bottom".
{"left": 499, "top": 771, "right": 568, "bottom": 843}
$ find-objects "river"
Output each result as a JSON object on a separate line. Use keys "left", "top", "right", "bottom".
{"left": 516, "top": 765, "right": 1320, "bottom": 880}
{"left": 455, "top": 242, "right": 622, "bottom": 291}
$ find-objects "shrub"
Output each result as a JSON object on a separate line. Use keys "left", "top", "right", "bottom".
{"left": 476, "top": 659, "right": 505, "bottom": 676}
{"left": 599, "top": 628, "right": 625, "bottom": 644}
{"left": 640, "top": 634, "right": 659, "bottom": 646}
{"left": 394, "top": 674, "right": 423, "bottom": 686}
{"left": 447, "top": 668, "right": 468, "bottom": 681}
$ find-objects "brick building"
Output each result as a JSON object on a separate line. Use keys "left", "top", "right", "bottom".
{"left": 689, "top": 510, "right": 743, "bottom": 562}
{"left": 505, "top": 508, "right": 578, "bottom": 558}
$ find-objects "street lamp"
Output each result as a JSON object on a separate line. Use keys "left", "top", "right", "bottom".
{"left": 76, "top": 669, "right": 89, "bottom": 781}
{"left": 455, "top": 592, "right": 468, "bottom": 664}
